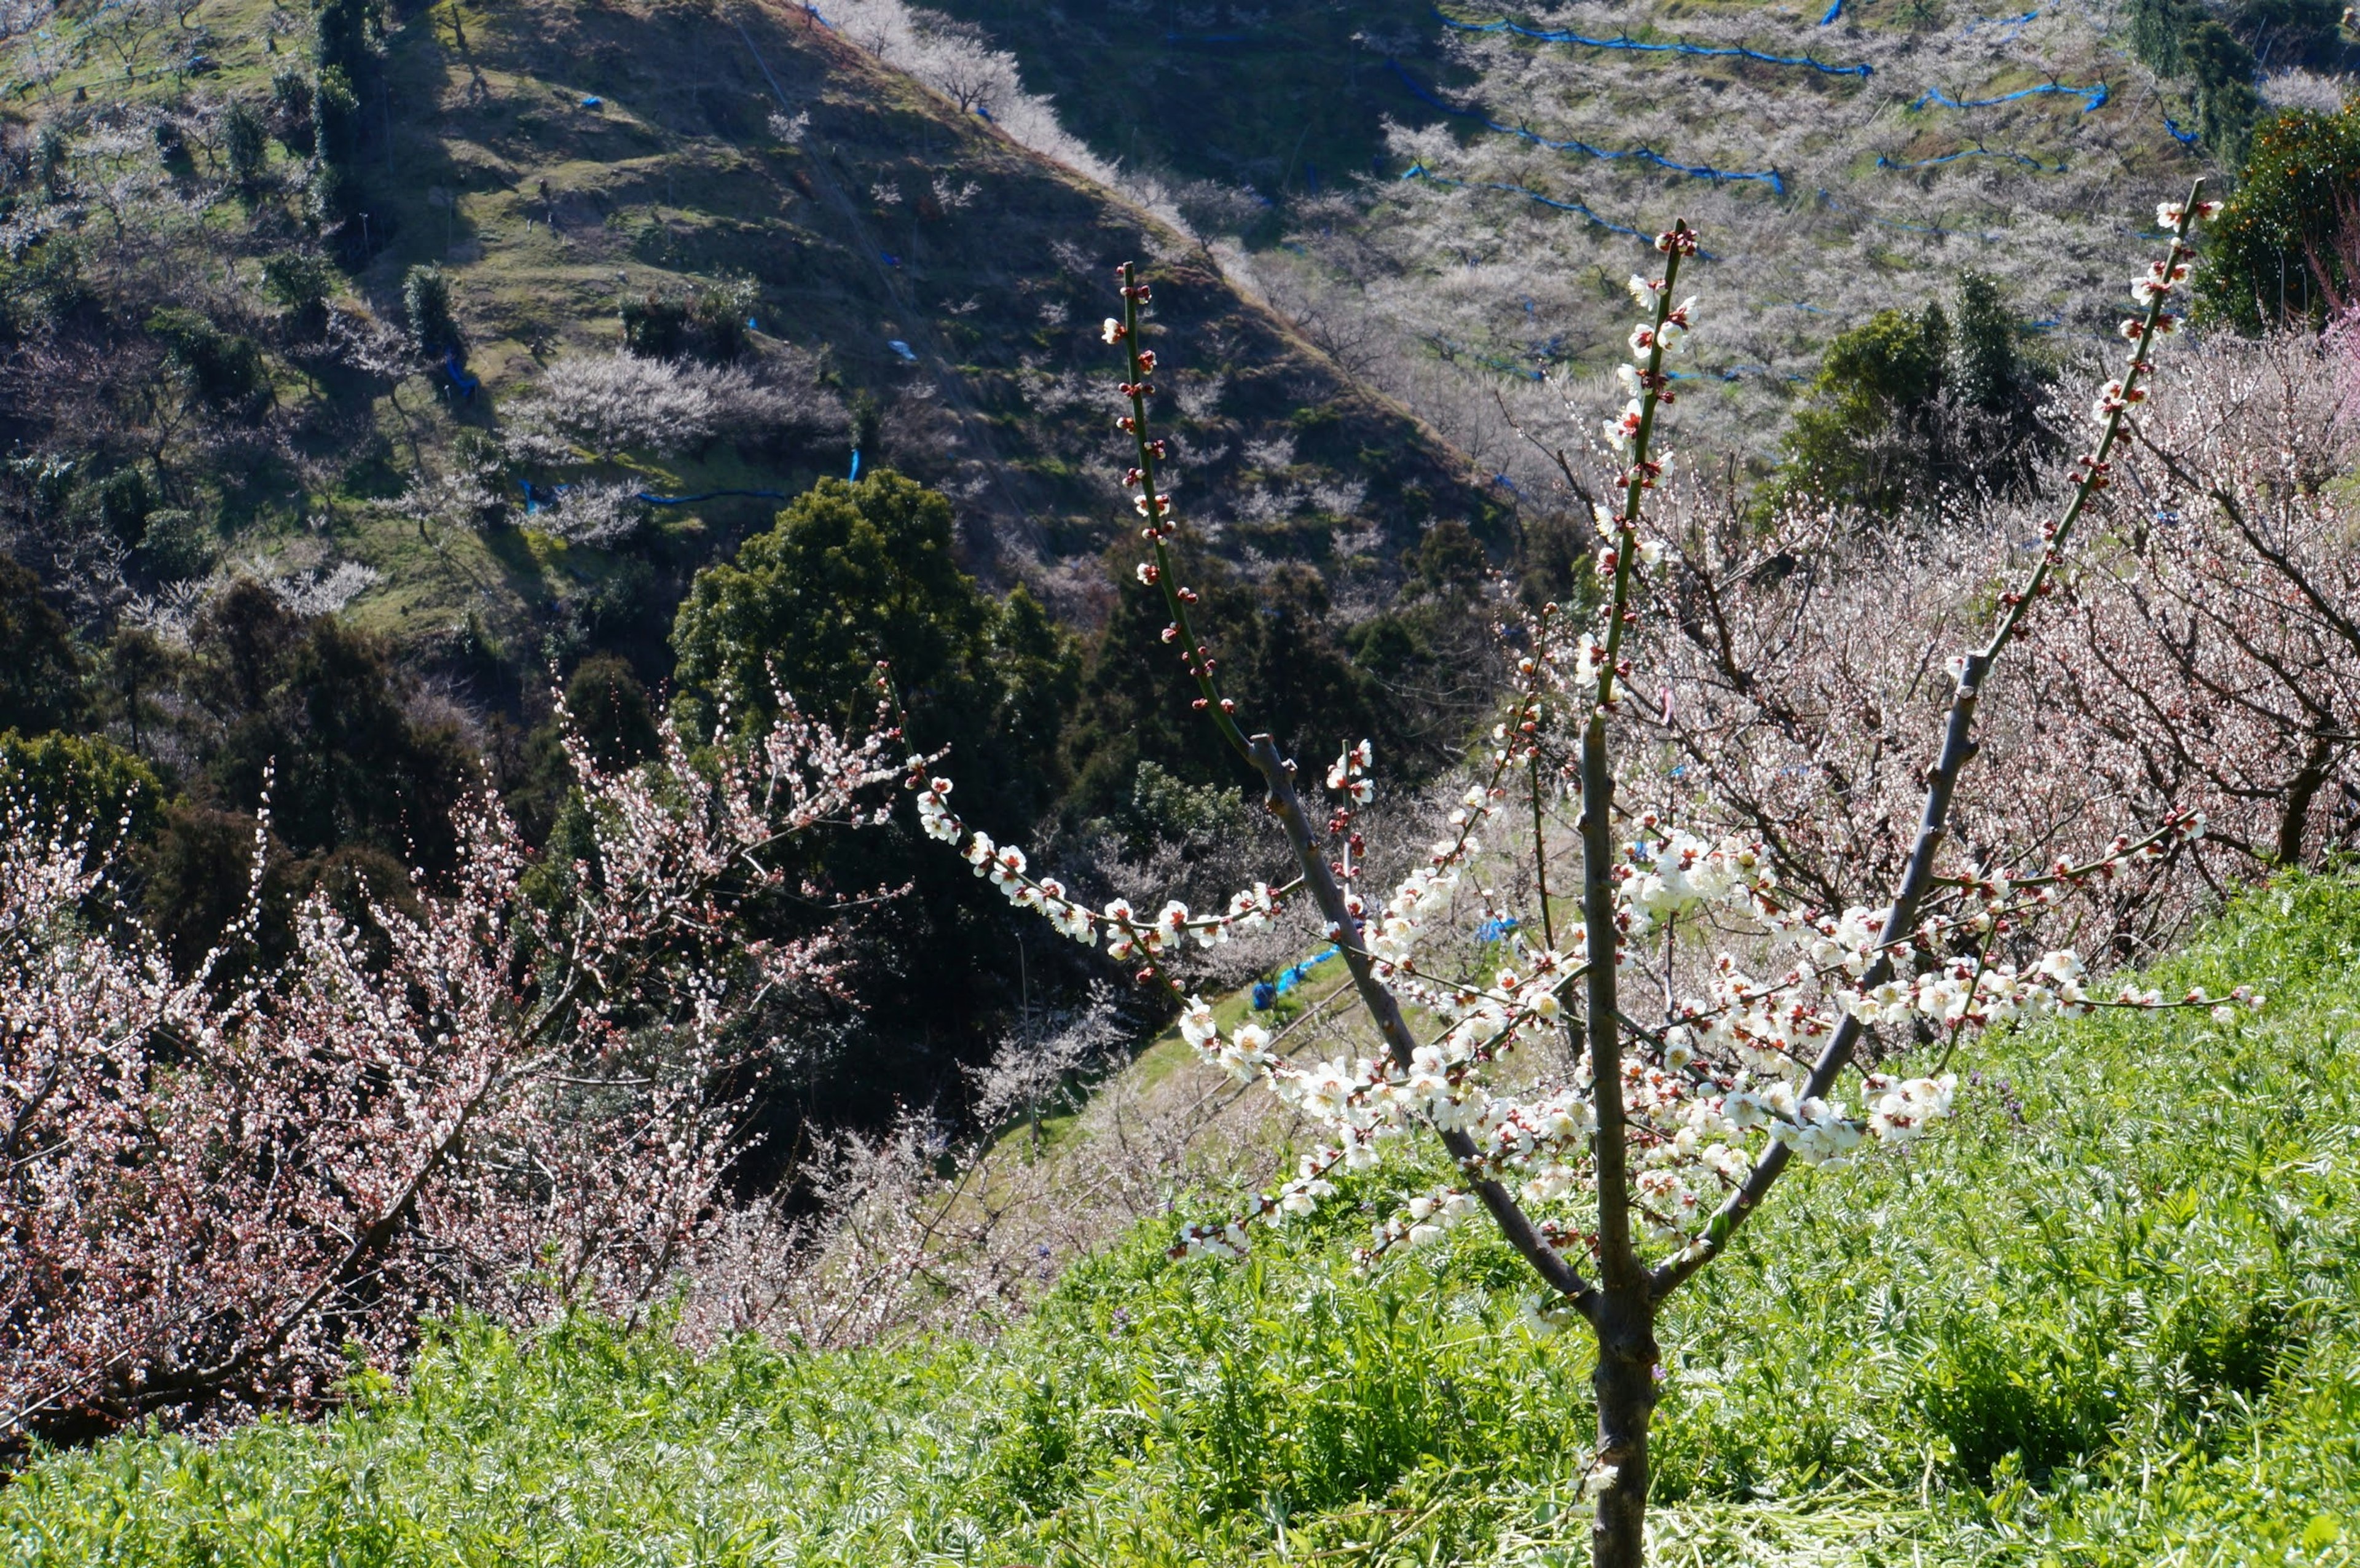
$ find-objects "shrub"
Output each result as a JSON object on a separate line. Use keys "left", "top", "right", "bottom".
{"left": 401, "top": 262, "right": 460, "bottom": 355}
{"left": 1768, "top": 273, "right": 2053, "bottom": 516}
{"left": 312, "top": 66, "right": 360, "bottom": 168}
{"left": 510, "top": 351, "right": 844, "bottom": 460}
{"left": 619, "top": 280, "right": 757, "bottom": 363}
{"left": 145, "top": 307, "right": 270, "bottom": 415}
{"left": 269, "top": 66, "right": 315, "bottom": 155}
{"left": 135, "top": 508, "right": 214, "bottom": 580}
{"left": 222, "top": 98, "right": 268, "bottom": 187}
{"left": 0, "top": 556, "right": 82, "bottom": 737}
{"left": 259, "top": 248, "right": 336, "bottom": 336}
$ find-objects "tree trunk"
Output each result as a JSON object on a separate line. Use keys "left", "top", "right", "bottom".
{"left": 2277, "top": 728, "right": 2334, "bottom": 868}
{"left": 1591, "top": 1286, "right": 1658, "bottom": 1568}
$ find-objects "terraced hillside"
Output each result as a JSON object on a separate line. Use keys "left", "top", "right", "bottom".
{"left": 920, "top": 0, "right": 2308, "bottom": 474}
{"left": 0, "top": 0, "right": 1494, "bottom": 661}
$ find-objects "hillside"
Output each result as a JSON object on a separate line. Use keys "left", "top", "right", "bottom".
{"left": 0, "top": 0, "right": 1496, "bottom": 670}
{"left": 913, "top": 0, "right": 2316, "bottom": 472}
{"left": 10, "top": 874, "right": 2360, "bottom": 1564}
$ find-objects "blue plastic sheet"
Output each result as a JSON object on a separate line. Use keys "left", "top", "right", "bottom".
{"left": 1914, "top": 80, "right": 2107, "bottom": 112}
{"left": 1389, "top": 61, "right": 1786, "bottom": 192}
{"left": 1253, "top": 946, "right": 1343, "bottom": 1007}
{"left": 1437, "top": 8, "right": 1871, "bottom": 77}
{"left": 2163, "top": 113, "right": 2200, "bottom": 147}
{"left": 441, "top": 348, "right": 478, "bottom": 401}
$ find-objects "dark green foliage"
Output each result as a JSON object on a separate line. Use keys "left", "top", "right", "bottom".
{"left": 313, "top": 0, "right": 381, "bottom": 85}
{"left": 0, "top": 232, "right": 92, "bottom": 336}
{"left": 73, "top": 466, "right": 153, "bottom": 548}
{"left": 1065, "top": 541, "right": 1394, "bottom": 814}
{"left": 222, "top": 99, "right": 269, "bottom": 187}
{"left": 0, "top": 556, "right": 82, "bottom": 737}
{"left": 0, "top": 729, "right": 165, "bottom": 852}
{"left": 671, "top": 471, "right": 1084, "bottom": 1139}
{"left": 183, "top": 581, "right": 475, "bottom": 874}
{"left": 144, "top": 308, "right": 270, "bottom": 415}
{"left": 1769, "top": 275, "right": 2054, "bottom": 518}
{"left": 2124, "top": 0, "right": 2269, "bottom": 161}
{"left": 401, "top": 263, "right": 460, "bottom": 354}
{"left": 259, "top": 248, "right": 336, "bottom": 337}
{"left": 2197, "top": 105, "right": 2360, "bottom": 331}
{"left": 303, "top": 156, "right": 353, "bottom": 228}
{"left": 136, "top": 508, "right": 216, "bottom": 581}
{"left": 562, "top": 653, "right": 659, "bottom": 772}
{"left": 312, "top": 67, "right": 361, "bottom": 170}
{"left": 618, "top": 281, "right": 754, "bottom": 363}
{"left": 269, "top": 67, "right": 315, "bottom": 156}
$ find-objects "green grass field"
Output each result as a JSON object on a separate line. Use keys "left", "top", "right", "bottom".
{"left": 10, "top": 876, "right": 2360, "bottom": 1565}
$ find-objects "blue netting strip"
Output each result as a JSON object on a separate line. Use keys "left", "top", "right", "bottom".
{"left": 1435, "top": 8, "right": 1871, "bottom": 77}
{"left": 1399, "top": 163, "right": 1658, "bottom": 241}
{"left": 1960, "top": 7, "right": 2038, "bottom": 35}
{"left": 2163, "top": 112, "right": 2200, "bottom": 147}
{"left": 1914, "top": 79, "right": 2107, "bottom": 112}
{"left": 1390, "top": 61, "right": 1785, "bottom": 192}
{"left": 634, "top": 488, "right": 793, "bottom": 505}
{"left": 1878, "top": 144, "right": 2067, "bottom": 171}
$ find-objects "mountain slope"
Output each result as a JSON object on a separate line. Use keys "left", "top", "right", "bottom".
{"left": 0, "top": 0, "right": 1498, "bottom": 664}
{"left": 916, "top": 0, "right": 2267, "bottom": 472}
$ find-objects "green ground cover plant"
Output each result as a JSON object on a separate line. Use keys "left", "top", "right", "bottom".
{"left": 10, "top": 873, "right": 2360, "bottom": 1566}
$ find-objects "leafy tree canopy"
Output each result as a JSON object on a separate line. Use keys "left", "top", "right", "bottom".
{"left": 2197, "top": 105, "right": 2360, "bottom": 332}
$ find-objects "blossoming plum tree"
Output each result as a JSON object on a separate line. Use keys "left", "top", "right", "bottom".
{"left": 911, "top": 184, "right": 2245, "bottom": 1565}
{"left": 0, "top": 691, "right": 900, "bottom": 1451}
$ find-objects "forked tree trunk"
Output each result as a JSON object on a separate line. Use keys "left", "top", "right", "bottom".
{"left": 1591, "top": 1287, "right": 1659, "bottom": 1568}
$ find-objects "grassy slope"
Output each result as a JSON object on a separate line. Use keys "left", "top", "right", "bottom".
{"left": 13, "top": 877, "right": 2360, "bottom": 1565}
{"left": 3, "top": 0, "right": 1494, "bottom": 653}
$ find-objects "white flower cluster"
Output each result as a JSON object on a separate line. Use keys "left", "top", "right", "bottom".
{"left": 1326, "top": 738, "right": 1375, "bottom": 803}
{"left": 1601, "top": 260, "right": 1694, "bottom": 465}
{"left": 918, "top": 774, "right": 1280, "bottom": 958}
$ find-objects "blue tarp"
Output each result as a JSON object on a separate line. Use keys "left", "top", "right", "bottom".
{"left": 1437, "top": 8, "right": 1871, "bottom": 77}
{"left": 1389, "top": 60, "right": 1787, "bottom": 192}
{"left": 887, "top": 339, "right": 918, "bottom": 360}
{"left": 1253, "top": 945, "right": 1343, "bottom": 1008}
{"left": 1914, "top": 80, "right": 2108, "bottom": 112}
{"left": 441, "top": 348, "right": 478, "bottom": 401}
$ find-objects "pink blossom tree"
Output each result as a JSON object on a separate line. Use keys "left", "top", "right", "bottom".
{"left": 1, "top": 691, "right": 901, "bottom": 1449}
{"left": 908, "top": 185, "right": 2245, "bottom": 1566}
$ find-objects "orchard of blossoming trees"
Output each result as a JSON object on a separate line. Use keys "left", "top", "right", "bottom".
{"left": 0, "top": 690, "right": 902, "bottom": 1451}
{"left": 909, "top": 184, "right": 2278, "bottom": 1567}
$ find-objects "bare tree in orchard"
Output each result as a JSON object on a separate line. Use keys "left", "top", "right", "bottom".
{"left": 909, "top": 184, "right": 2248, "bottom": 1564}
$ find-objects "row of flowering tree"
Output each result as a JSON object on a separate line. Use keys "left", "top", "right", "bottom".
{"left": 1, "top": 694, "right": 901, "bottom": 1449}
{"left": 907, "top": 184, "right": 2250, "bottom": 1566}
